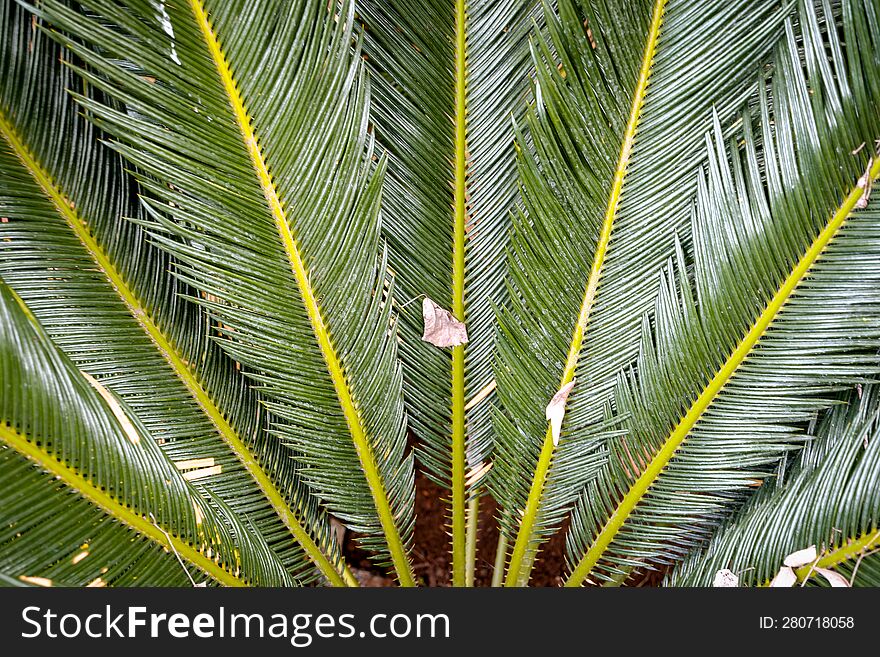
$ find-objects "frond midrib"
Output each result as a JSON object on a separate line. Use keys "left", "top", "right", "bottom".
{"left": 565, "top": 157, "right": 880, "bottom": 587}
{"left": 451, "top": 0, "right": 469, "bottom": 588}
{"left": 807, "top": 530, "right": 880, "bottom": 575}
{"left": 0, "top": 107, "right": 350, "bottom": 587}
{"left": 0, "top": 422, "right": 245, "bottom": 587}
{"left": 504, "top": 0, "right": 669, "bottom": 587}
{"left": 186, "top": 0, "right": 414, "bottom": 586}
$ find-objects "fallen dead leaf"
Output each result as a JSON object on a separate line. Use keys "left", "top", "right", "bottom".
{"left": 19, "top": 576, "right": 53, "bottom": 587}
{"left": 712, "top": 568, "right": 738, "bottom": 587}
{"left": 174, "top": 457, "right": 215, "bottom": 471}
{"left": 815, "top": 567, "right": 850, "bottom": 588}
{"left": 783, "top": 545, "right": 817, "bottom": 568}
{"left": 546, "top": 380, "right": 576, "bottom": 447}
{"left": 856, "top": 157, "right": 874, "bottom": 209}
{"left": 181, "top": 464, "right": 223, "bottom": 481}
{"left": 330, "top": 517, "right": 346, "bottom": 550}
{"left": 769, "top": 566, "right": 797, "bottom": 588}
{"left": 465, "top": 460, "right": 493, "bottom": 489}
{"left": 82, "top": 372, "right": 141, "bottom": 444}
{"left": 421, "top": 297, "right": 468, "bottom": 348}
{"left": 464, "top": 379, "right": 497, "bottom": 411}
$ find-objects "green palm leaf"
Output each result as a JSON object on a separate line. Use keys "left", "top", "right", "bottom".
{"left": 0, "top": 280, "right": 292, "bottom": 587}
{"left": 493, "top": 0, "right": 794, "bottom": 585}
{"left": 564, "top": 0, "right": 880, "bottom": 585}
{"left": 1, "top": 0, "right": 345, "bottom": 585}
{"left": 30, "top": 0, "right": 417, "bottom": 584}
{"left": 667, "top": 388, "right": 880, "bottom": 587}
{"left": 357, "top": 0, "right": 542, "bottom": 583}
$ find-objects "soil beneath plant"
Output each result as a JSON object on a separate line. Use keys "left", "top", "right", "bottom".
{"left": 342, "top": 470, "right": 568, "bottom": 587}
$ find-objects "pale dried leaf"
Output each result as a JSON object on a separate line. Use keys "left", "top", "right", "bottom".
{"left": 856, "top": 158, "right": 873, "bottom": 209}
{"left": 464, "top": 379, "right": 496, "bottom": 411}
{"left": 82, "top": 372, "right": 141, "bottom": 444}
{"left": 330, "top": 517, "right": 346, "bottom": 549}
{"left": 421, "top": 298, "right": 468, "bottom": 347}
{"left": 783, "top": 545, "right": 817, "bottom": 568}
{"left": 465, "top": 461, "right": 493, "bottom": 489}
{"left": 769, "top": 566, "right": 797, "bottom": 588}
{"left": 181, "top": 464, "right": 222, "bottom": 481}
{"left": 815, "top": 567, "right": 850, "bottom": 588}
{"left": 194, "top": 582, "right": 208, "bottom": 588}
{"left": 174, "top": 457, "right": 215, "bottom": 470}
{"left": 712, "top": 568, "right": 738, "bottom": 587}
{"left": 546, "top": 380, "right": 576, "bottom": 447}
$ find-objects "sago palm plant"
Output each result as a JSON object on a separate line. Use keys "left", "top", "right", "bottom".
{"left": 1, "top": 0, "right": 878, "bottom": 588}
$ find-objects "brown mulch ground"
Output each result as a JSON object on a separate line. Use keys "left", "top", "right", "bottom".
{"left": 342, "top": 470, "right": 568, "bottom": 587}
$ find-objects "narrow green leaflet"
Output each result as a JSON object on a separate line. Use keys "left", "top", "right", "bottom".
{"left": 1, "top": 0, "right": 346, "bottom": 585}
{"left": 357, "top": 0, "right": 542, "bottom": 582}
{"left": 565, "top": 0, "right": 880, "bottom": 585}
{"left": 493, "top": 0, "right": 792, "bottom": 585}
{"left": 31, "top": 0, "right": 417, "bottom": 583}
{"left": 667, "top": 388, "right": 880, "bottom": 587}
{"left": 0, "top": 280, "right": 292, "bottom": 587}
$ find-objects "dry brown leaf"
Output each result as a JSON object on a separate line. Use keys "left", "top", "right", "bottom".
{"left": 769, "top": 566, "right": 797, "bottom": 588}
{"left": 546, "top": 380, "right": 576, "bottom": 447}
{"left": 856, "top": 157, "right": 874, "bottom": 209}
{"left": 421, "top": 297, "right": 468, "bottom": 348}
{"left": 712, "top": 568, "right": 738, "bottom": 587}
{"left": 330, "top": 517, "right": 346, "bottom": 550}
{"left": 783, "top": 545, "right": 817, "bottom": 568}
{"left": 815, "top": 567, "right": 850, "bottom": 588}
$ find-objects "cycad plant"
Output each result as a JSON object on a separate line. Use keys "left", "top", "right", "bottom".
{"left": 1, "top": 0, "right": 878, "bottom": 588}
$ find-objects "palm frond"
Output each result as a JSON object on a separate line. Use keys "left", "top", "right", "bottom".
{"left": 357, "top": 0, "right": 542, "bottom": 582}
{"left": 564, "top": 0, "right": 880, "bottom": 585}
{"left": 0, "top": 280, "right": 293, "bottom": 587}
{"left": 30, "top": 0, "right": 417, "bottom": 583}
{"left": 493, "top": 0, "right": 793, "bottom": 585}
{"left": 666, "top": 387, "right": 880, "bottom": 587}
{"left": 1, "top": 0, "right": 346, "bottom": 584}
